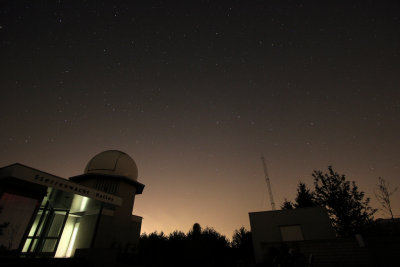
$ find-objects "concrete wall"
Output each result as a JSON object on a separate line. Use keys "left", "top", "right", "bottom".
{"left": 92, "top": 209, "right": 142, "bottom": 250}
{"left": 114, "top": 183, "right": 136, "bottom": 221}
{"left": 71, "top": 175, "right": 142, "bottom": 252}
{"left": 72, "top": 177, "right": 137, "bottom": 222}
{"left": 73, "top": 214, "right": 98, "bottom": 252}
{"left": 249, "top": 207, "right": 335, "bottom": 263}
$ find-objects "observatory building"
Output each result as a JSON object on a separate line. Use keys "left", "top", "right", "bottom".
{"left": 0, "top": 150, "right": 144, "bottom": 258}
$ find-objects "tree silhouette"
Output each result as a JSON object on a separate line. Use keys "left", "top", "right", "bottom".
{"left": 232, "top": 227, "right": 254, "bottom": 264}
{"left": 294, "top": 182, "right": 316, "bottom": 208}
{"left": 313, "top": 166, "right": 376, "bottom": 236}
{"left": 281, "top": 198, "right": 294, "bottom": 210}
{"left": 138, "top": 231, "right": 169, "bottom": 265}
{"left": 375, "top": 177, "right": 398, "bottom": 221}
{"left": 200, "top": 227, "right": 230, "bottom": 265}
{"left": 281, "top": 182, "right": 315, "bottom": 209}
{"left": 138, "top": 224, "right": 234, "bottom": 267}
{"left": 191, "top": 223, "right": 201, "bottom": 236}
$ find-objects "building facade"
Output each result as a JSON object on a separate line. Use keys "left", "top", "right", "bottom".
{"left": 0, "top": 150, "right": 144, "bottom": 258}
{"left": 249, "top": 207, "right": 336, "bottom": 263}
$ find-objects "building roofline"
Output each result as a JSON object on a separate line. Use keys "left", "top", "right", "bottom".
{"left": 249, "top": 206, "right": 326, "bottom": 215}
{"left": 0, "top": 163, "right": 65, "bottom": 180}
{"left": 70, "top": 173, "right": 145, "bottom": 194}
{"left": 0, "top": 163, "right": 123, "bottom": 206}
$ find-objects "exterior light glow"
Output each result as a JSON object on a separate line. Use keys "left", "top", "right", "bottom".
{"left": 80, "top": 197, "right": 89, "bottom": 211}
{"left": 66, "top": 222, "right": 80, "bottom": 257}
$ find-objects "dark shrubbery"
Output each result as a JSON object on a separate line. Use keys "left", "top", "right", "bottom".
{"left": 137, "top": 224, "right": 254, "bottom": 267}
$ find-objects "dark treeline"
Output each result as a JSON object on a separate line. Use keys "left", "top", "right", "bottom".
{"left": 132, "top": 223, "right": 254, "bottom": 267}
{"left": 281, "top": 166, "right": 377, "bottom": 236}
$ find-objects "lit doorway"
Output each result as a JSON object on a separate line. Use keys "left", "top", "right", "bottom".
{"left": 21, "top": 201, "right": 69, "bottom": 257}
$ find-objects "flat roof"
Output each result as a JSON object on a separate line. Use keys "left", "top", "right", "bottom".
{"left": 0, "top": 163, "right": 122, "bottom": 206}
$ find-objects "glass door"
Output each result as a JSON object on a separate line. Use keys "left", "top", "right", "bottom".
{"left": 22, "top": 201, "right": 69, "bottom": 257}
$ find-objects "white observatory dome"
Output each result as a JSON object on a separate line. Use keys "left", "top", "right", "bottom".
{"left": 84, "top": 150, "right": 138, "bottom": 181}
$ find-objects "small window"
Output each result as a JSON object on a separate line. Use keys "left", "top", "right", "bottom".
{"left": 279, "top": 225, "right": 304, "bottom": 241}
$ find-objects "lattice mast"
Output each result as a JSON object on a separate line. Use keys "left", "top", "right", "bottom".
{"left": 261, "top": 155, "right": 276, "bottom": 210}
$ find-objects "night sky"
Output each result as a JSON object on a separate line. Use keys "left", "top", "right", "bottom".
{"left": 1, "top": 1, "right": 399, "bottom": 238}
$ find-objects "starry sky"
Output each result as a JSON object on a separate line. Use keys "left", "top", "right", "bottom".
{"left": 1, "top": 0, "right": 399, "bottom": 238}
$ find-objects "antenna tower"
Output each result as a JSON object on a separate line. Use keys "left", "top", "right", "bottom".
{"left": 261, "top": 155, "right": 276, "bottom": 210}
